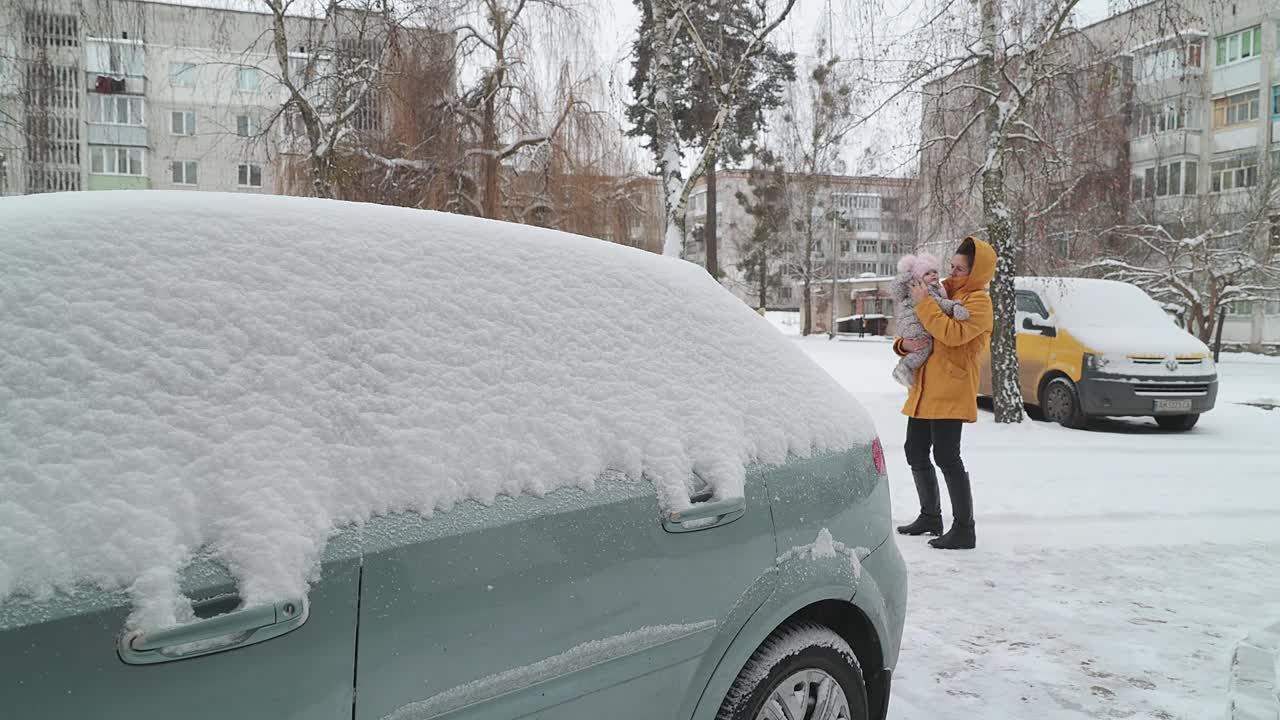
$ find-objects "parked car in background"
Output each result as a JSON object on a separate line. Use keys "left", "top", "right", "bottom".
{"left": 979, "top": 277, "right": 1218, "bottom": 431}
{"left": 0, "top": 192, "right": 906, "bottom": 720}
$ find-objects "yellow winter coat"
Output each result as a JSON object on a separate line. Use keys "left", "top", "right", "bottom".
{"left": 894, "top": 237, "right": 996, "bottom": 422}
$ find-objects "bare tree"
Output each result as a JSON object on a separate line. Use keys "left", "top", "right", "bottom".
{"left": 260, "top": 0, "right": 409, "bottom": 198}
{"left": 1090, "top": 170, "right": 1280, "bottom": 344}
{"left": 775, "top": 47, "right": 861, "bottom": 336}
{"left": 438, "top": 0, "right": 585, "bottom": 219}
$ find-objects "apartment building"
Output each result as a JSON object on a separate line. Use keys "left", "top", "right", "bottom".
{"left": 0, "top": 0, "right": 449, "bottom": 199}
{"left": 683, "top": 170, "right": 918, "bottom": 311}
{"left": 1, "top": 1, "right": 300, "bottom": 195}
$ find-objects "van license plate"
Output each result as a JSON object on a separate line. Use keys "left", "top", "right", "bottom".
{"left": 1154, "top": 399, "right": 1193, "bottom": 413}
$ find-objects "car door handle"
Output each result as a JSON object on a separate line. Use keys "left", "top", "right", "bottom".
{"left": 118, "top": 598, "right": 309, "bottom": 665}
{"left": 663, "top": 496, "right": 746, "bottom": 533}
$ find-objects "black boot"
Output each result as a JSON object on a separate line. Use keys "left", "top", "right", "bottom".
{"left": 897, "top": 468, "right": 943, "bottom": 536}
{"left": 930, "top": 471, "right": 975, "bottom": 549}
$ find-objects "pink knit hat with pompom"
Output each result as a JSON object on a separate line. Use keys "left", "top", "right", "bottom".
{"left": 897, "top": 253, "right": 941, "bottom": 279}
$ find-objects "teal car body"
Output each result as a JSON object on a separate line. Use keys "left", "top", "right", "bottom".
{"left": 1, "top": 448, "right": 905, "bottom": 720}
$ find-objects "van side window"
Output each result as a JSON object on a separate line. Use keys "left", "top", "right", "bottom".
{"left": 1016, "top": 291, "right": 1049, "bottom": 317}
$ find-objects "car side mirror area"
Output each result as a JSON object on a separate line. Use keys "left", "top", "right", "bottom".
{"left": 1021, "top": 316, "right": 1057, "bottom": 337}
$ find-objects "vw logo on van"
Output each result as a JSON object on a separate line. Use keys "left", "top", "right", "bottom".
{"left": 1165, "top": 357, "right": 1179, "bottom": 372}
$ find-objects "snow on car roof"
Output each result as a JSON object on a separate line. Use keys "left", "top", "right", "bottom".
{"left": 1017, "top": 277, "right": 1174, "bottom": 328}
{"left": 0, "top": 191, "right": 872, "bottom": 627}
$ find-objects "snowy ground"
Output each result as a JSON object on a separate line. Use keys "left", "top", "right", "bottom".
{"left": 767, "top": 313, "right": 1280, "bottom": 720}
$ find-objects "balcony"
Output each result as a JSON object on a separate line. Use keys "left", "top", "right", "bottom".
{"left": 1211, "top": 125, "right": 1259, "bottom": 154}
{"left": 1129, "top": 130, "right": 1201, "bottom": 163}
{"left": 1210, "top": 58, "right": 1261, "bottom": 95}
{"left": 85, "top": 71, "right": 147, "bottom": 95}
{"left": 87, "top": 124, "right": 148, "bottom": 147}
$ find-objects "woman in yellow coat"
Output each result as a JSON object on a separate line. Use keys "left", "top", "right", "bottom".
{"left": 894, "top": 237, "right": 995, "bottom": 549}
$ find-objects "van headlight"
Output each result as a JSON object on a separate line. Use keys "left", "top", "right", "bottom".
{"left": 1085, "top": 353, "right": 1112, "bottom": 372}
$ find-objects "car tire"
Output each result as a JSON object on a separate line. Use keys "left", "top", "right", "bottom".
{"left": 1155, "top": 413, "right": 1199, "bottom": 432}
{"left": 717, "top": 622, "right": 868, "bottom": 720}
{"left": 1042, "top": 377, "right": 1088, "bottom": 429}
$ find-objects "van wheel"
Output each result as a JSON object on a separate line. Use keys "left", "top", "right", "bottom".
{"left": 718, "top": 622, "right": 868, "bottom": 720}
{"left": 1042, "top": 377, "right": 1087, "bottom": 429}
{"left": 1155, "top": 414, "right": 1199, "bottom": 432}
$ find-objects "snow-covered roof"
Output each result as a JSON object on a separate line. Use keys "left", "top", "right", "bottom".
{"left": 0, "top": 192, "right": 873, "bottom": 627}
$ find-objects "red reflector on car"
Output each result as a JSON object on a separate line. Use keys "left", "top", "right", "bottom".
{"left": 871, "top": 437, "right": 887, "bottom": 476}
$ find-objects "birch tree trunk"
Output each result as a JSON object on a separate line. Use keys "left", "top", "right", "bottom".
{"left": 705, "top": 154, "right": 719, "bottom": 276}
{"left": 978, "top": 0, "right": 1025, "bottom": 424}
{"left": 649, "top": 1, "right": 685, "bottom": 257}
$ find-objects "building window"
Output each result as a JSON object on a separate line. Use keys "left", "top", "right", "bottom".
{"left": 1186, "top": 40, "right": 1202, "bottom": 68}
{"left": 1133, "top": 100, "right": 1201, "bottom": 137}
{"left": 1213, "top": 91, "right": 1260, "bottom": 128}
{"left": 86, "top": 40, "right": 145, "bottom": 76}
{"left": 238, "top": 162, "right": 263, "bottom": 187}
{"left": 839, "top": 240, "right": 850, "bottom": 253}
{"left": 1215, "top": 26, "right": 1262, "bottom": 66}
{"left": 1136, "top": 41, "right": 1203, "bottom": 82}
{"left": 237, "top": 67, "right": 262, "bottom": 92}
{"left": 236, "top": 114, "right": 257, "bottom": 138}
{"left": 852, "top": 217, "right": 881, "bottom": 233}
{"left": 1133, "top": 163, "right": 1197, "bottom": 198}
{"left": 1209, "top": 156, "right": 1258, "bottom": 192}
{"left": 1273, "top": 85, "right": 1280, "bottom": 117}
{"left": 88, "top": 94, "right": 144, "bottom": 125}
{"left": 23, "top": 11, "right": 80, "bottom": 47}
{"left": 832, "top": 193, "right": 880, "bottom": 210}
{"left": 779, "top": 287, "right": 792, "bottom": 300}
{"left": 1227, "top": 300, "right": 1252, "bottom": 316}
{"left": 171, "top": 110, "right": 195, "bottom": 135}
{"left": 857, "top": 239, "right": 878, "bottom": 253}
{"left": 171, "top": 160, "right": 197, "bottom": 185}
{"left": 90, "top": 146, "right": 145, "bottom": 176}
{"left": 170, "top": 61, "right": 196, "bottom": 87}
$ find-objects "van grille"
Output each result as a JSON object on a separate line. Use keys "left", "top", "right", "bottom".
{"left": 1132, "top": 383, "right": 1210, "bottom": 397}
{"left": 1128, "top": 356, "right": 1205, "bottom": 367}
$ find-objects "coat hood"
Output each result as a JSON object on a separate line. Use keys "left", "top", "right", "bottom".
{"left": 945, "top": 237, "right": 996, "bottom": 297}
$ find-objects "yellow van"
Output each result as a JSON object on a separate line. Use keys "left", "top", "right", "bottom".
{"left": 978, "top": 278, "right": 1218, "bottom": 431}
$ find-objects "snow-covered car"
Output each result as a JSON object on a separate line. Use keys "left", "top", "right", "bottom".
{"left": 0, "top": 192, "right": 905, "bottom": 720}
{"left": 978, "top": 277, "right": 1218, "bottom": 431}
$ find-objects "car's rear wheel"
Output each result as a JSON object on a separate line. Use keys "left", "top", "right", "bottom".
{"left": 1155, "top": 413, "right": 1199, "bottom": 431}
{"left": 1042, "top": 377, "right": 1088, "bottom": 429}
{"left": 717, "top": 622, "right": 868, "bottom": 720}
